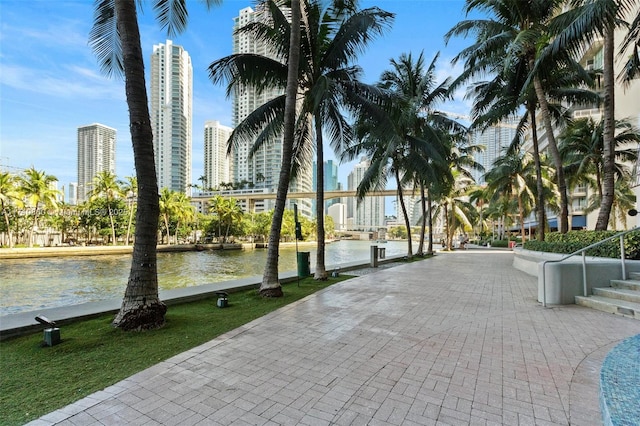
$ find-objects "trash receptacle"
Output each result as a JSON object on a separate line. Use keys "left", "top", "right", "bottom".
{"left": 378, "top": 247, "right": 386, "bottom": 259}
{"left": 297, "top": 251, "right": 310, "bottom": 277}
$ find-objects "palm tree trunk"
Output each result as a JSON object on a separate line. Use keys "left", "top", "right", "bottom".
{"left": 2, "top": 201, "right": 13, "bottom": 248}
{"left": 427, "top": 193, "right": 434, "bottom": 255}
{"left": 260, "top": 0, "right": 301, "bottom": 297}
{"left": 533, "top": 74, "right": 569, "bottom": 233}
{"left": 314, "top": 116, "right": 327, "bottom": 280}
{"left": 596, "top": 26, "right": 616, "bottom": 230}
{"left": 417, "top": 182, "right": 427, "bottom": 255}
{"left": 108, "top": 206, "right": 116, "bottom": 245}
{"left": 529, "top": 105, "right": 545, "bottom": 241}
{"left": 112, "top": 0, "right": 166, "bottom": 330}
{"left": 395, "top": 169, "right": 412, "bottom": 258}
{"left": 518, "top": 195, "right": 526, "bottom": 242}
{"left": 29, "top": 206, "right": 39, "bottom": 248}
{"left": 126, "top": 205, "right": 134, "bottom": 245}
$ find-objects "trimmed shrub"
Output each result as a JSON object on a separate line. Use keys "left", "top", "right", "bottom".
{"left": 523, "top": 230, "right": 640, "bottom": 260}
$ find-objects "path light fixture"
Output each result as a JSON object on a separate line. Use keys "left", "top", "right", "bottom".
{"left": 35, "top": 315, "right": 60, "bottom": 346}
{"left": 216, "top": 291, "right": 229, "bottom": 308}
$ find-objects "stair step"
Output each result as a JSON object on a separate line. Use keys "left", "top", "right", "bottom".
{"left": 610, "top": 279, "right": 640, "bottom": 291}
{"left": 594, "top": 287, "right": 640, "bottom": 304}
{"left": 575, "top": 295, "right": 640, "bottom": 319}
{"left": 629, "top": 271, "right": 640, "bottom": 280}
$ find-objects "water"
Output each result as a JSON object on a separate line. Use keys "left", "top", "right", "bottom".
{"left": 0, "top": 240, "right": 408, "bottom": 315}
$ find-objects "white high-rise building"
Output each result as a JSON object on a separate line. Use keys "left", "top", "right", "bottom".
{"left": 150, "top": 39, "right": 193, "bottom": 194}
{"left": 68, "top": 182, "right": 78, "bottom": 205}
{"left": 347, "top": 158, "right": 385, "bottom": 229}
{"left": 77, "top": 123, "right": 116, "bottom": 203}
{"left": 232, "top": 6, "right": 312, "bottom": 217}
{"left": 204, "top": 120, "right": 233, "bottom": 190}
{"left": 471, "top": 117, "right": 519, "bottom": 185}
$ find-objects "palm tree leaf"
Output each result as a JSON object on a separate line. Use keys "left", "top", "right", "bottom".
{"left": 89, "top": 0, "right": 123, "bottom": 78}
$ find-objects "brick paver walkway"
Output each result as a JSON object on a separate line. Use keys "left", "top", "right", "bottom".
{"left": 27, "top": 249, "right": 640, "bottom": 425}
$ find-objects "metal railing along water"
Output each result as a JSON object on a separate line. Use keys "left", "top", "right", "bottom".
{"left": 541, "top": 226, "right": 640, "bottom": 307}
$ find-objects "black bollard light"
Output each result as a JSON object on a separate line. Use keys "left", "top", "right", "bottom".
{"left": 35, "top": 315, "right": 61, "bottom": 346}
{"left": 216, "top": 291, "right": 229, "bottom": 308}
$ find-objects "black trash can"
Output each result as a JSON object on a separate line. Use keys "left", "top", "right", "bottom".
{"left": 297, "top": 251, "right": 310, "bottom": 277}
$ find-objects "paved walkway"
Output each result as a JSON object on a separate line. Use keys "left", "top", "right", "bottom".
{"left": 26, "top": 249, "right": 640, "bottom": 425}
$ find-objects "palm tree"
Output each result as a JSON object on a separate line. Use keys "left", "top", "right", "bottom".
{"left": 172, "top": 191, "right": 195, "bottom": 244}
{"left": 159, "top": 188, "right": 175, "bottom": 244}
{"left": 222, "top": 198, "right": 243, "bottom": 241}
{"left": 88, "top": 171, "right": 122, "bottom": 245}
{"left": 90, "top": 0, "right": 221, "bottom": 329}
{"left": 484, "top": 150, "right": 543, "bottom": 242}
{"left": 0, "top": 172, "right": 23, "bottom": 248}
{"left": 343, "top": 52, "right": 457, "bottom": 258}
{"left": 547, "top": 0, "right": 638, "bottom": 229}
{"left": 18, "top": 168, "right": 60, "bottom": 247}
{"left": 560, "top": 117, "right": 639, "bottom": 201}
{"left": 433, "top": 170, "right": 475, "bottom": 250}
{"left": 448, "top": 0, "right": 605, "bottom": 234}
{"left": 209, "top": 0, "right": 392, "bottom": 286}
{"left": 121, "top": 176, "right": 137, "bottom": 245}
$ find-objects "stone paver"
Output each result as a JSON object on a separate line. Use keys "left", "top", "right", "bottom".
{"left": 25, "top": 249, "right": 640, "bottom": 425}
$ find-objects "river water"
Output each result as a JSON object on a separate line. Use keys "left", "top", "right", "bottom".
{"left": 0, "top": 240, "right": 408, "bottom": 315}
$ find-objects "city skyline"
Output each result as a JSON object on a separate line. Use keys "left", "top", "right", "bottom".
{"left": 1, "top": 0, "right": 473, "bottom": 206}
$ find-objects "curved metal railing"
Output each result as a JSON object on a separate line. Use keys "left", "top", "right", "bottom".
{"left": 541, "top": 226, "right": 640, "bottom": 307}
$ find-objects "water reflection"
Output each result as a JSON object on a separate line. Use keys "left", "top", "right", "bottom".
{"left": 0, "top": 240, "right": 408, "bottom": 315}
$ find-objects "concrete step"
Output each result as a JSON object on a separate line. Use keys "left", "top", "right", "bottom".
{"left": 629, "top": 271, "right": 640, "bottom": 280}
{"left": 593, "top": 287, "right": 640, "bottom": 304}
{"left": 575, "top": 295, "right": 640, "bottom": 320}
{"left": 610, "top": 279, "right": 640, "bottom": 291}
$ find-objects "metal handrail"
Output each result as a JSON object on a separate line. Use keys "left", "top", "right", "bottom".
{"left": 541, "top": 226, "right": 640, "bottom": 307}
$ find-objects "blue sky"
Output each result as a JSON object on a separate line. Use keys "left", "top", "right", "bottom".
{"left": 0, "top": 0, "right": 476, "bottom": 201}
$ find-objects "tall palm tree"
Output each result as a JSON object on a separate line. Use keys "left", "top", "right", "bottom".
{"left": 209, "top": 0, "right": 393, "bottom": 284}
{"left": 0, "top": 172, "right": 23, "bottom": 248}
{"left": 88, "top": 171, "right": 122, "bottom": 245}
{"left": 447, "top": 0, "right": 600, "bottom": 234}
{"left": 547, "top": 0, "right": 638, "bottom": 229}
{"left": 90, "top": 0, "right": 221, "bottom": 329}
{"left": 18, "top": 167, "right": 60, "bottom": 248}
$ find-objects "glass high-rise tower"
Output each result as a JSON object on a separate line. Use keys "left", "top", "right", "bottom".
{"left": 77, "top": 123, "right": 116, "bottom": 203}
{"left": 150, "top": 40, "right": 193, "bottom": 194}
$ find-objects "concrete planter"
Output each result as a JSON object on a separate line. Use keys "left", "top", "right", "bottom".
{"left": 513, "top": 248, "right": 640, "bottom": 305}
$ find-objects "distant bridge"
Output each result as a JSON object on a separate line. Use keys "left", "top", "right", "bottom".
{"left": 191, "top": 188, "right": 418, "bottom": 212}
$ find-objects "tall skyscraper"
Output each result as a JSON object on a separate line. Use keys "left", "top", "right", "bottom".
{"left": 347, "top": 157, "right": 385, "bottom": 230}
{"left": 150, "top": 39, "right": 193, "bottom": 194}
{"left": 204, "top": 120, "right": 233, "bottom": 190}
{"left": 77, "top": 123, "right": 116, "bottom": 203}
{"left": 470, "top": 117, "right": 519, "bottom": 185}
{"left": 232, "top": 6, "right": 312, "bottom": 216}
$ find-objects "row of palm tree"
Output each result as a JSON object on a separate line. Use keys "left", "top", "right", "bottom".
{"left": 85, "top": 0, "right": 639, "bottom": 328}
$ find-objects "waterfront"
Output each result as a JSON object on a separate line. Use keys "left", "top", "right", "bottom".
{"left": 0, "top": 240, "right": 408, "bottom": 315}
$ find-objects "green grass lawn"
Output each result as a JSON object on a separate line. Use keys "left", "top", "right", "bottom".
{"left": 0, "top": 276, "right": 352, "bottom": 425}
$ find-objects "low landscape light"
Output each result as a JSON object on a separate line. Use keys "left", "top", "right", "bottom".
{"left": 35, "top": 315, "right": 61, "bottom": 347}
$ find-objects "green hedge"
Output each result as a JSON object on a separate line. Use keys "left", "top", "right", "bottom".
{"left": 523, "top": 230, "right": 640, "bottom": 260}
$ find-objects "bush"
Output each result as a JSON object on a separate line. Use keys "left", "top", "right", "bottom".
{"left": 490, "top": 239, "right": 509, "bottom": 248}
{"left": 523, "top": 230, "right": 640, "bottom": 260}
